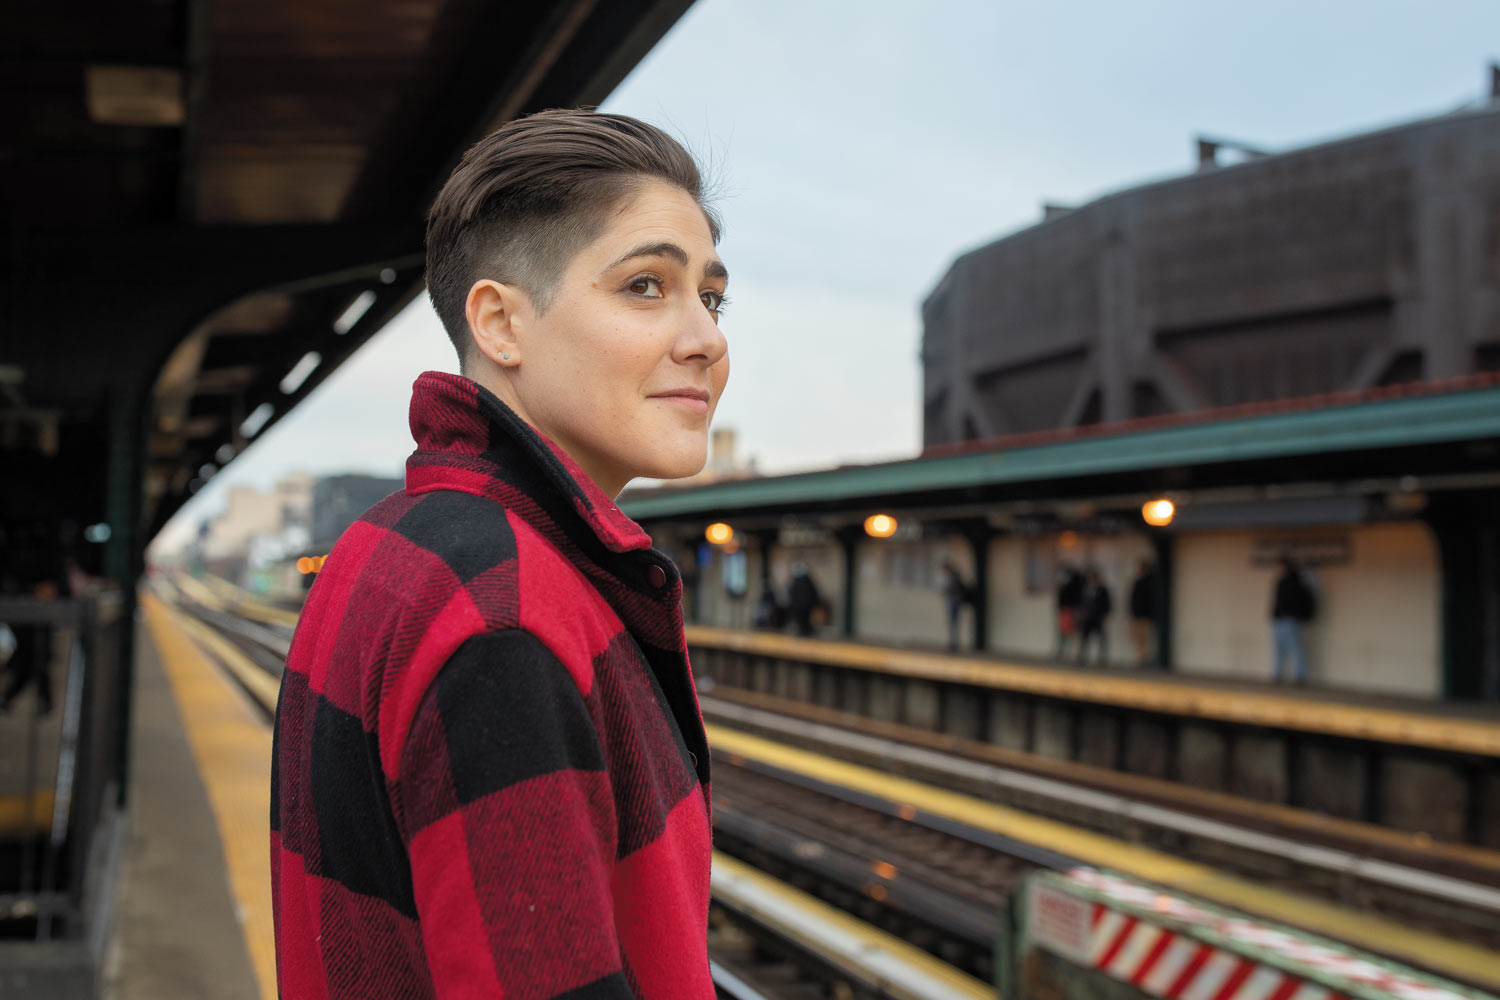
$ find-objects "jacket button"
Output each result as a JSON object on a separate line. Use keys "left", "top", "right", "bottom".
{"left": 646, "top": 564, "right": 667, "bottom": 589}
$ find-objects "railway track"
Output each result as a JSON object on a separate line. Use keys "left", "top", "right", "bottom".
{"left": 713, "top": 760, "right": 1025, "bottom": 981}
{"left": 702, "top": 688, "right": 1500, "bottom": 953}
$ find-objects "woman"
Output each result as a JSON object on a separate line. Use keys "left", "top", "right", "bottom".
{"left": 272, "top": 110, "right": 727, "bottom": 999}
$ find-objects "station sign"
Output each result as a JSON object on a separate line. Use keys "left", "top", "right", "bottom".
{"left": 1251, "top": 535, "right": 1351, "bottom": 567}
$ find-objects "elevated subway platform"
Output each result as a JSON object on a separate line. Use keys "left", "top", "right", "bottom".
{"left": 99, "top": 595, "right": 269, "bottom": 1000}
{"left": 687, "top": 626, "right": 1500, "bottom": 848}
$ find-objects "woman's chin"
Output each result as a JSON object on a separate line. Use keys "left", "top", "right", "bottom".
{"left": 635, "top": 448, "right": 707, "bottom": 482}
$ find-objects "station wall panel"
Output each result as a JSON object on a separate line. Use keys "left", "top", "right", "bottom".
{"left": 854, "top": 537, "right": 971, "bottom": 648}
{"left": 1173, "top": 522, "right": 1440, "bottom": 695}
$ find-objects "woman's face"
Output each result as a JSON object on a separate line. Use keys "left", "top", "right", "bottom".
{"left": 486, "top": 181, "right": 730, "bottom": 498}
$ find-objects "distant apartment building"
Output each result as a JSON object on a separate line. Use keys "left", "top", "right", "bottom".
{"left": 200, "top": 484, "right": 282, "bottom": 569}
{"left": 311, "top": 474, "right": 403, "bottom": 552}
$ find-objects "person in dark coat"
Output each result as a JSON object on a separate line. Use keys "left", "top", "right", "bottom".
{"left": 787, "top": 562, "right": 822, "bottom": 637}
{"left": 1076, "top": 567, "right": 1112, "bottom": 666}
{"left": 939, "top": 558, "right": 969, "bottom": 652}
{"left": 1055, "top": 565, "right": 1085, "bottom": 659}
{"left": 751, "top": 584, "right": 784, "bottom": 630}
{"left": 1270, "top": 555, "right": 1316, "bottom": 683}
{"left": 1128, "top": 559, "right": 1156, "bottom": 669}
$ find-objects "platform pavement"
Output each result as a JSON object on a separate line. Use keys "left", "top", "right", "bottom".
{"left": 98, "top": 598, "right": 266, "bottom": 1000}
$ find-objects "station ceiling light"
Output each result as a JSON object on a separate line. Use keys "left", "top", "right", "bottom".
{"left": 1142, "top": 498, "right": 1176, "bottom": 527}
{"left": 864, "top": 513, "right": 898, "bottom": 539}
{"left": 279, "top": 351, "right": 322, "bottom": 395}
{"left": 240, "top": 402, "right": 275, "bottom": 439}
{"left": 705, "top": 522, "right": 734, "bottom": 545}
{"left": 333, "top": 290, "right": 377, "bottom": 334}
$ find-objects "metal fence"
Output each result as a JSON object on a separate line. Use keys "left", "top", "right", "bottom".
{"left": 0, "top": 592, "right": 125, "bottom": 944}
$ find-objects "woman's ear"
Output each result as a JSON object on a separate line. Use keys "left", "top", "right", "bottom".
{"left": 465, "top": 278, "right": 525, "bottom": 368}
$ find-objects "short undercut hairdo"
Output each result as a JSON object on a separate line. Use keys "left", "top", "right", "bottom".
{"left": 425, "top": 108, "right": 720, "bottom": 367}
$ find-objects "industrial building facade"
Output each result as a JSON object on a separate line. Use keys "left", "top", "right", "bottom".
{"left": 920, "top": 104, "right": 1500, "bottom": 445}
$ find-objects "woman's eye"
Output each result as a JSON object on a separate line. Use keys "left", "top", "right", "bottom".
{"left": 701, "top": 290, "right": 727, "bottom": 319}
{"left": 628, "top": 276, "right": 664, "bottom": 298}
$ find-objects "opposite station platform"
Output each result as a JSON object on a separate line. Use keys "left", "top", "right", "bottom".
{"left": 686, "top": 625, "right": 1500, "bottom": 848}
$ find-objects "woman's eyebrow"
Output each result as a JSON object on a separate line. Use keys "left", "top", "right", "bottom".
{"left": 605, "top": 241, "right": 729, "bottom": 284}
{"left": 606, "top": 241, "right": 689, "bottom": 271}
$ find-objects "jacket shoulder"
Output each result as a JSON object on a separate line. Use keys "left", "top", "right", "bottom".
{"left": 314, "top": 488, "right": 523, "bottom": 637}
{"left": 369, "top": 489, "right": 516, "bottom": 575}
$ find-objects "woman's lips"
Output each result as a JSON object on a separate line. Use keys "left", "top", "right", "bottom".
{"left": 654, "top": 394, "right": 709, "bottom": 414}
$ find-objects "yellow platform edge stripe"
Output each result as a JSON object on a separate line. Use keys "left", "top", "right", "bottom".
{"left": 706, "top": 723, "right": 1500, "bottom": 992}
{"left": 711, "top": 851, "right": 993, "bottom": 1000}
{"left": 142, "top": 593, "right": 277, "bottom": 1000}
{"left": 0, "top": 791, "right": 56, "bottom": 835}
{"left": 688, "top": 626, "right": 1500, "bottom": 757}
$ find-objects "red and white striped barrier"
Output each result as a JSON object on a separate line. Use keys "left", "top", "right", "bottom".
{"left": 1023, "top": 868, "right": 1495, "bottom": 1000}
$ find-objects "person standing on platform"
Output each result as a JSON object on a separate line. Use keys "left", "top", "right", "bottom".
{"left": 787, "top": 562, "right": 822, "bottom": 637}
{"left": 1270, "top": 554, "right": 1316, "bottom": 684}
{"left": 751, "top": 584, "right": 784, "bottom": 630}
{"left": 1076, "top": 567, "right": 1112, "bottom": 666}
{"left": 1055, "top": 565, "right": 1084, "bottom": 660}
{"left": 939, "top": 558, "right": 970, "bottom": 652}
{"left": 1128, "top": 559, "right": 1156, "bottom": 669}
{"left": 271, "top": 110, "right": 727, "bottom": 999}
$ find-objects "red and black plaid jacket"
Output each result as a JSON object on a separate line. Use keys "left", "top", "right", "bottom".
{"left": 271, "top": 371, "right": 714, "bottom": 999}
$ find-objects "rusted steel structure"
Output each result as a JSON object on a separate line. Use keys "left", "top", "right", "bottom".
{"left": 921, "top": 103, "right": 1500, "bottom": 445}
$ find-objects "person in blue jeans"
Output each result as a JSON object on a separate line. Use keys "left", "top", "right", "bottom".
{"left": 1270, "top": 555, "right": 1316, "bottom": 683}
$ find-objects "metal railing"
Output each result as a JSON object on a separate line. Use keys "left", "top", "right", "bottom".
{"left": 0, "top": 592, "right": 125, "bottom": 943}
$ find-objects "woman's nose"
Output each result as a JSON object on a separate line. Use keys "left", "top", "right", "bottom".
{"left": 677, "top": 305, "right": 728, "bottom": 366}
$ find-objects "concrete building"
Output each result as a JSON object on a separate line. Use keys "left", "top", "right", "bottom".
{"left": 199, "top": 484, "right": 281, "bottom": 574}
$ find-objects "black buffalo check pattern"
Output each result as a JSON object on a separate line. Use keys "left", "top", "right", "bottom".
{"left": 271, "top": 372, "right": 713, "bottom": 999}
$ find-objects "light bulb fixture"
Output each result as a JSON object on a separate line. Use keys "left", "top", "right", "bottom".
{"left": 1142, "top": 498, "right": 1176, "bottom": 527}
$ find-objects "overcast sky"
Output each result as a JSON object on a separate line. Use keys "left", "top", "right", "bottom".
{"left": 149, "top": 0, "right": 1499, "bottom": 556}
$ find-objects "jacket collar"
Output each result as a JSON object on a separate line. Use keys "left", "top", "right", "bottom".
{"left": 404, "top": 370, "right": 655, "bottom": 557}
